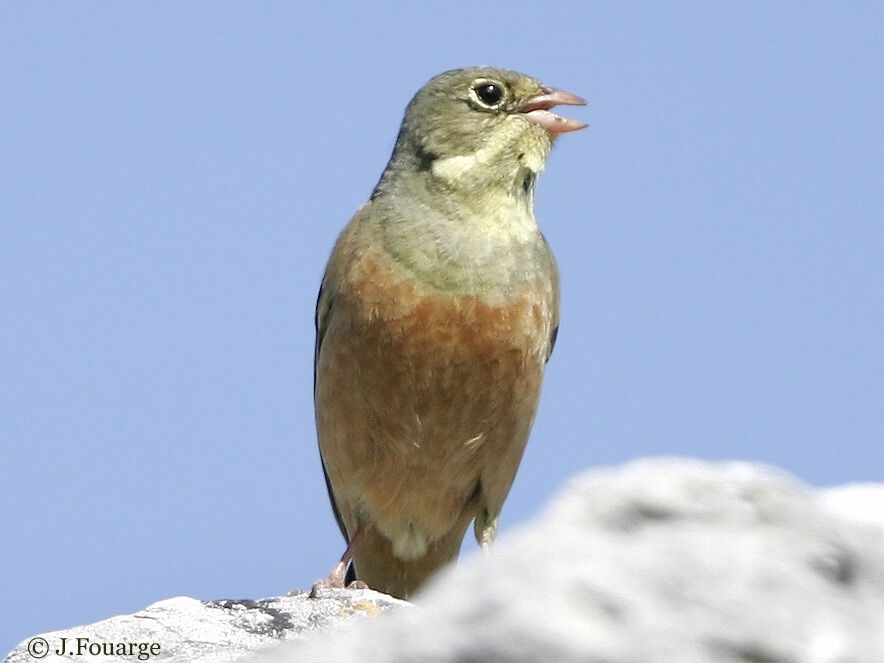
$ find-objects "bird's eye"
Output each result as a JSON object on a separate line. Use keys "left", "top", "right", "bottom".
{"left": 472, "top": 81, "right": 505, "bottom": 107}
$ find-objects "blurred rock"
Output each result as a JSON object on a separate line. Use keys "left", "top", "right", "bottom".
{"left": 820, "top": 482, "right": 884, "bottom": 528}
{"left": 250, "top": 459, "right": 884, "bottom": 663}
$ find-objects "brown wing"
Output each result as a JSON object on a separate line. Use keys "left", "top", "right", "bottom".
{"left": 314, "top": 275, "right": 349, "bottom": 543}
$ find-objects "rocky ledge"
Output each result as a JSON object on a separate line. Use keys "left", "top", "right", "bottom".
{"left": 6, "top": 458, "right": 884, "bottom": 662}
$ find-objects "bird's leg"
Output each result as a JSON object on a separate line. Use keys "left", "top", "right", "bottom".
{"left": 474, "top": 511, "right": 499, "bottom": 558}
{"left": 308, "top": 526, "right": 369, "bottom": 597}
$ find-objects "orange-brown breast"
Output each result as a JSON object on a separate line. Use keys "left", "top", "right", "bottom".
{"left": 315, "top": 226, "right": 557, "bottom": 594}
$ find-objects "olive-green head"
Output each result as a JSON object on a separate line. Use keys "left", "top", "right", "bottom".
{"left": 376, "top": 67, "right": 586, "bottom": 195}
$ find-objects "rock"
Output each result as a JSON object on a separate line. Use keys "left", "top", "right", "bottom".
{"left": 820, "top": 482, "right": 884, "bottom": 528}
{"left": 2, "top": 591, "right": 409, "bottom": 663}
{"left": 250, "top": 459, "right": 884, "bottom": 663}
{"left": 6, "top": 459, "right": 884, "bottom": 663}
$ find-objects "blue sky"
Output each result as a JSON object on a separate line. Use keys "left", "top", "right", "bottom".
{"left": 2, "top": 1, "right": 882, "bottom": 653}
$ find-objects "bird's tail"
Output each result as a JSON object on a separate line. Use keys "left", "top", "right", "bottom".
{"left": 350, "top": 520, "right": 472, "bottom": 599}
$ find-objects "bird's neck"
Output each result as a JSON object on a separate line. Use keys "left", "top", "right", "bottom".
{"left": 375, "top": 129, "right": 546, "bottom": 201}
{"left": 371, "top": 163, "right": 547, "bottom": 298}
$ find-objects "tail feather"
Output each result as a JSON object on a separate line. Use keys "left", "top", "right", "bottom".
{"left": 350, "top": 520, "right": 472, "bottom": 599}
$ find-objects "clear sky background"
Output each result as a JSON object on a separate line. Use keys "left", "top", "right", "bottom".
{"left": 2, "top": 1, "right": 882, "bottom": 653}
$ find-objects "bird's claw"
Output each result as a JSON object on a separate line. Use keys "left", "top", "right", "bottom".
{"left": 308, "top": 561, "right": 369, "bottom": 597}
{"left": 308, "top": 578, "right": 370, "bottom": 597}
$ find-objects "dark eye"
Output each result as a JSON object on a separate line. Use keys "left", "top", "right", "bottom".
{"left": 473, "top": 81, "right": 504, "bottom": 107}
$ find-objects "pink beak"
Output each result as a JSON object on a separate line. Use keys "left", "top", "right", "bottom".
{"left": 518, "top": 87, "right": 588, "bottom": 135}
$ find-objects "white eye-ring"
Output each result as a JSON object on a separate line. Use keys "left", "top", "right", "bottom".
{"left": 470, "top": 80, "right": 506, "bottom": 108}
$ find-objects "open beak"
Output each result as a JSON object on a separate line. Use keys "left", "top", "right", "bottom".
{"left": 518, "top": 87, "right": 587, "bottom": 135}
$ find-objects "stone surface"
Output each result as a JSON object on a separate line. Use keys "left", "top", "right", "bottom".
{"left": 251, "top": 459, "right": 884, "bottom": 663}
{"left": 6, "top": 459, "right": 884, "bottom": 663}
{"left": 820, "top": 482, "right": 884, "bottom": 528}
{"left": 3, "top": 591, "right": 409, "bottom": 663}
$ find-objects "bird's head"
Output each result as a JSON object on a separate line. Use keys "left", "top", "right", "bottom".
{"left": 376, "top": 67, "right": 586, "bottom": 196}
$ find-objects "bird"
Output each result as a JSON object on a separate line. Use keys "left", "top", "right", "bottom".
{"left": 312, "top": 67, "right": 586, "bottom": 599}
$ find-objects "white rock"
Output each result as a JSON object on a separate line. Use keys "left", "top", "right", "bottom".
{"left": 251, "top": 459, "right": 884, "bottom": 663}
{"left": 820, "top": 483, "right": 884, "bottom": 528}
{"left": 3, "top": 591, "right": 408, "bottom": 663}
{"left": 6, "top": 459, "right": 884, "bottom": 663}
